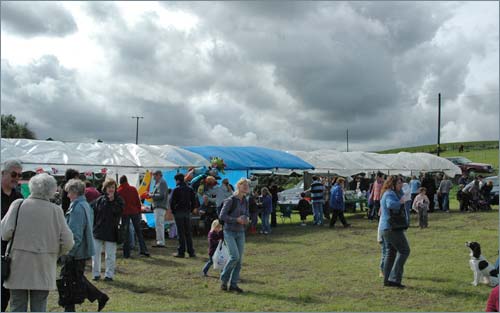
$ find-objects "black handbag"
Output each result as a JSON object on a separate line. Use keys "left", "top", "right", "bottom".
{"left": 1, "top": 200, "right": 24, "bottom": 281}
{"left": 56, "top": 259, "right": 86, "bottom": 306}
{"left": 388, "top": 207, "right": 408, "bottom": 231}
{"left": 116, "top": 220, "right": 126, "bottom": 245}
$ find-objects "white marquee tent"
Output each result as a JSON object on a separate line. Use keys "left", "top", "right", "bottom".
{"left": 288, "top": 150, "right": 462, "bottom": 177}
{"left": 1, "top": 139, "right": 210, "bottom": 174}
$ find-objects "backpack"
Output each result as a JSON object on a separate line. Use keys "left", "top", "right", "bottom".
{"left": 218, "top": 196, "right": 239, "bottom": 226}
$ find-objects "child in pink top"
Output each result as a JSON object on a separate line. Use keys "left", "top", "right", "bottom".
{"left": 412, "top": 187, "right": 429, "bottom": 228}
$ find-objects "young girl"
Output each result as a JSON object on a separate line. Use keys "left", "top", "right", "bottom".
{"left": 412, "top": 187, "right": 429, "bottom": 228}
{"left": 297, "top": 192, "right": 311, "bottom": 226}
{"left": 202, "top": 219, "right": 224, "bottom": 276}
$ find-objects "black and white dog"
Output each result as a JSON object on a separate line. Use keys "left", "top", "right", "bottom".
{"left": 466, "top": 241, "right": 498, "bottom": 287}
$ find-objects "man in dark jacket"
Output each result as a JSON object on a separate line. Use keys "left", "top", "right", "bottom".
{"left": 170, "top": 173, "right": 197, "bottom": 258}
{"left": 62, "top": 169, "right": 81, "bottom": 214}
{"left": 421, "top": 174, "right": 437, "bottom": 213}
{"left": 269, "top": 185, "right": 279, "bottom": 227}
{"left": 1, "top": 159, "right": 23, "bottom": 312}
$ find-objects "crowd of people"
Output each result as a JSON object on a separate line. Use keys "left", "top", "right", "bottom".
{"left": 0, "top": 158, "right": 497, "bottom": 311}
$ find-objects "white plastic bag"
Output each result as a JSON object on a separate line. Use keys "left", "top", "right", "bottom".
{"left": 213, "top": 240, "right": 229, "bottom": 270}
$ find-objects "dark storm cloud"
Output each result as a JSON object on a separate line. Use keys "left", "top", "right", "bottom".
{"left": 1, "top": 1, "right": 77, "bottom": 37}
{"left": 0, "top": 56, "right": 206, "bottom": 145}
{"left": 169, "top": 2, "right": 433, "bottom": 142}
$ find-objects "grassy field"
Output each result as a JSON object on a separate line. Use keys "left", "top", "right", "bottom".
{"left": 379, "top": 140, "right": 498, "bottom": 155}
{"left": 44, "top": 206, "right": 498, "bottom": 312}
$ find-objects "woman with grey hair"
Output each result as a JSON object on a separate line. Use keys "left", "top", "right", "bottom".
{"left": 59, "top": 179, "right": 109, "bottom": 312}
{"left": 1, "top": 159, "right": 24, "bottom": 311}
{"left": 1, "top": 173, "right": 74, "bottom": 312}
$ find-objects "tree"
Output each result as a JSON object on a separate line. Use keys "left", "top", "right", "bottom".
{"left": 1, "top": 114, "right": 36, "bottom": 139}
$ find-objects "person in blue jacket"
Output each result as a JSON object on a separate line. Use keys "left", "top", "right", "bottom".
{"left": 60, "top": 179, "right": 109, "bottom": 312}
{"left": 379, "top": 175, "right": 410, "bottom": 288}
{"left": 329, "top": 177, "right": 351, "bottom": 228}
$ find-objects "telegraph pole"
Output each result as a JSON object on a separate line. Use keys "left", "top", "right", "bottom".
{"left": 346, "top": 129, "right": 349, "bottom": 152}
{"left": 131, "top": 116, "right": 144, "bottom": 144}
{"left": 437, "top": 93, "right": 441, "bottom": 156}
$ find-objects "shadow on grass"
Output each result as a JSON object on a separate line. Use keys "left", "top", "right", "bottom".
{"left": 412, "top": 285, "right": 486, "bottom": 301}
{"left": 134, "top": 256, "right": 187, "bottom": 267}
{"left": 406, "top": 276, "right": 453, "bottom": 283}
{"left": 247, "top": 236, "right": 304, "bottom": 245}
{"left": 109, "top": 279, "right": 189, "bottom": 298}
{"left": 239, "top": 277, "right": 266, "bottom": 285}
{"left": 200, "top": 274, "right": 266, "bottom": 286}
{"left": 245, "top": 289, "right": 325, "bottom": 304}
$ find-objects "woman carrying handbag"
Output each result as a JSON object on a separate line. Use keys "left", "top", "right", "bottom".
{"left": 379, "top": 175, "right": 411, "bottom": 289}
{"left": 1, "top": 173, "right": 74, "bottom": 312}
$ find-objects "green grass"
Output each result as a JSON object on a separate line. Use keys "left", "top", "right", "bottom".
{"left": 44, "top": 206, "right": 498, "bottom": 312}
{"left": 378, "top": 140, "right": 498, "bottom": 155}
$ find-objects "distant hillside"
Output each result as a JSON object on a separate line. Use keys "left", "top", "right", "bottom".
{"left": 378, "top": 140, "right": 499, "bottom": 172}
{"left": 378, "top": 140, "right": 498, "bottom": 154}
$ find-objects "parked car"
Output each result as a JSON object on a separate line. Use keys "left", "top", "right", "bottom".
{"left": 484, "top": 176, "right": 499, "bottom": 205}
{"left": 445, "top": 156, "right": 494, "bottom": 174}
{"left": 278, "top": 181, "right": 306, "bottom": 210}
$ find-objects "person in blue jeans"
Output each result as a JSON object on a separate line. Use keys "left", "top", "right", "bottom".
{"left": 377, "top": 216, "right": 388, "bottom": 278}
{"left": 309, "top": 176, "right": 325, "bottom": 226}
{"left": 260, "top": 187, "right": 273, "bottom": 234}
{"left": 218, "top": 178, "right": 250, "bottom": 293}
{"left": 379, "top": 175, "right": 411, "bottom": 288}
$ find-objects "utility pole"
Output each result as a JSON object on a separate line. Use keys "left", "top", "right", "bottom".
{"left": 131, "top": 116, "right": 144, "bottom": 144}
{"left": 437, "top": 93, "right": 441, "bottom": 156}
{"left": 346, "top": 129, "right": 349, "bottom": 152}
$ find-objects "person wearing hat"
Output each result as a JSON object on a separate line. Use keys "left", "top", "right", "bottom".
{"left": 147, "top": 170, "right": 169, "bottom": 248}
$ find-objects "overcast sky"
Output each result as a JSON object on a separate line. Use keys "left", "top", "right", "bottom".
{"left": 1, "top": 1, "right": 498, "bottom": 151}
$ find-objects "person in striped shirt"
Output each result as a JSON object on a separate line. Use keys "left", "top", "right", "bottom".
{"left": 310, "top": 176, "right": 325, "bottom": 226}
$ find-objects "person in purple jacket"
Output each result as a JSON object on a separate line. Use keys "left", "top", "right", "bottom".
{"left": 202, "top": 219, "right": 224, "bottom": 276}
{"left": 218, "top": 178, "right": 250, "bottom": 293}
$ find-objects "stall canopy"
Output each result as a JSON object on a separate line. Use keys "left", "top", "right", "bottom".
{"left": 1, "top": 139, "right": 209, "bottom": 173}
{"left": 183, "top": 146, "right": 314, "bottom": 170}
{"left": 288, "top": 150, "right": 461, "bottom": 177}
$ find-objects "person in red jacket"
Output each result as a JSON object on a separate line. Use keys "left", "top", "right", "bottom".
{"left": 117, "top": 175, "right": 150, "bottom": 258}
{"left": 486, "top": 285, "right": 499, "bottom": 312}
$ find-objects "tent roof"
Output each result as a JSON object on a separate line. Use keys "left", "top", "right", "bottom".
{"left": 288, "top": 150, "right": 462, "bottom": 177}
{"left": 183, "top": 146, "right": 314, "bottom": 170}
{"left": 1, "top": 139, "right": 209, "bottom": 173}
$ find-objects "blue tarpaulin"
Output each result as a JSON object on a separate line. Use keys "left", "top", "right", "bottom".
{"left": 182, "top": 146, "right": 314, "bottom": 170}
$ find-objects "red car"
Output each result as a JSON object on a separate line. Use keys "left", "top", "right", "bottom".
{"left": 446, "top": 157, "right": 494, "bottom": 174}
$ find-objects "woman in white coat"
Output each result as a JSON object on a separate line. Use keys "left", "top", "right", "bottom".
{"left": 1, "top": 173, "right": 74, "bottom": 312}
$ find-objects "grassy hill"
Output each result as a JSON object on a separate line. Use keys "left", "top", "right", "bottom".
{"left": 378, "top": 140, "right": 499, "bottom": 172}
{"left": 378, "top": 140, "right": 498, "bottom": 154}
